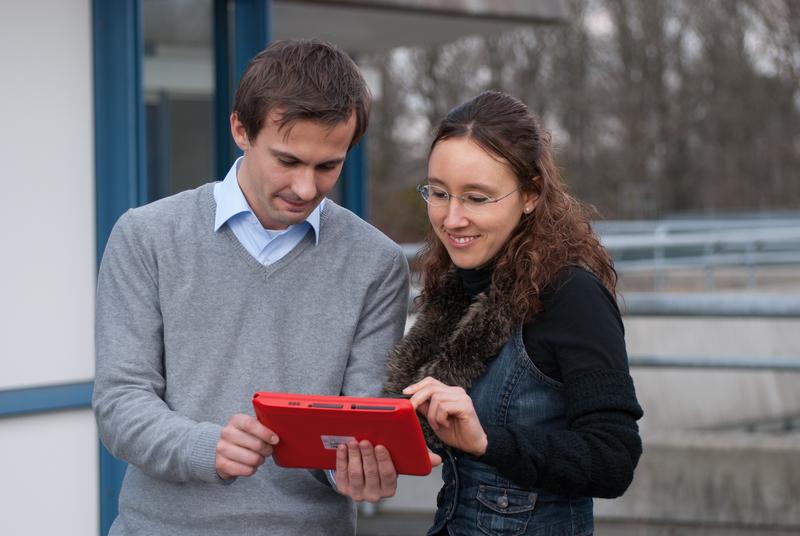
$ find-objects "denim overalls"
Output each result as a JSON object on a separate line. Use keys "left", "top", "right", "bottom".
{"left": 427, "top": 328, "right": 594, "bottom": 536}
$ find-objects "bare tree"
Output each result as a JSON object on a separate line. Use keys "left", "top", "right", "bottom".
{"left": 364, "top": 0, "right": 800, "bottom": 241}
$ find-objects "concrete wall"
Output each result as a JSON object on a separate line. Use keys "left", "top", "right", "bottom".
{"left": 627, "top": 316, "right": 800, "bottom": 434}
{"left": 600, "top": 316, "right": 800, "bottom": 530}
{"left": 595, "top": 431, "right": 800, "bottom": 527}
{"left": 380, "top": 315, "right": 800, "bottom": 530}
{"left": 0, "top": 1, "right": 98, "bottom": 534}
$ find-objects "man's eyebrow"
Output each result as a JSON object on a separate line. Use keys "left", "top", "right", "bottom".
{"left": 317, "top": 156, "right": 346, "bottom": 166}
{"left": 270, "top": 149, "right": 301, "bottom": 161}
{"left": 269, "top": 148, "right": 345, "bottom": 166}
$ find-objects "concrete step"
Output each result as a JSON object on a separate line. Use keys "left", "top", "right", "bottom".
{"left": 357, "top": 513, "right": 800, "bottom": 536}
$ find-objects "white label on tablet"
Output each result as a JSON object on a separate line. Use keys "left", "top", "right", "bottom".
{"left": 321, "top": 435, "right": 356, "bottom": 450}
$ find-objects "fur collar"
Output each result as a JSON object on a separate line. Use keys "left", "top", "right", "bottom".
{"left": 383, "top": 270, "right": 516, "bottom": 447}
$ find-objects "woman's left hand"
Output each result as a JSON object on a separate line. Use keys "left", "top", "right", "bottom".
{"left": 403, "top": 377, "right": 488, "bottom": 456}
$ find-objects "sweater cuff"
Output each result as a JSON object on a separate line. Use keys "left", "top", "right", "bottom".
{"left": 478, "top": 426, "right": 532, "bottom": 471}
{"left": 190, "top": 422, "right": 230, "bottom": 484}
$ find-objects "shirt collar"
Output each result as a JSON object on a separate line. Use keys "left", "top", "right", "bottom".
{"left": 214, "top": 157, "right": 323, "bottom": 245}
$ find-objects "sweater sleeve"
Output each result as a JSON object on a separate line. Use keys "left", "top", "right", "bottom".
{"left": 478, "top": 369, "right": 643, "bottom": 498}
{"left": 477, "top": 269, "right": 643, "bottom": 497}
{"left": 524, "top": 268, "right": 629, "bottom": 381}
{"left": 92, "top": 210, "right": 224, "bottom": 484}
{"left": 341, "top": 247, "right": 410, "bottom": 397}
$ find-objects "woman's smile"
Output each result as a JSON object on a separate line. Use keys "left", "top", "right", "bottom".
{"left": 427, "top": 137, "right": 533, "bottom": 269}
{"left": 446, "top": 232, "right": 480, "bottom": 247}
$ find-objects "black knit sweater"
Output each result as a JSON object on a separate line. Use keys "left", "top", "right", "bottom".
{"left": 457, "top": 266, "right": 644, "bottom": 498}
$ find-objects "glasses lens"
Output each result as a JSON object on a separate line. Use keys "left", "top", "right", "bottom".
{"left": 417, "top": 184, "right": 428, "bottom": 202}
{"left": 462, "top": 192, "right": 492, "bottom": 209}
{"left": 423, "top": 185, "right": 449, "bottom": 205}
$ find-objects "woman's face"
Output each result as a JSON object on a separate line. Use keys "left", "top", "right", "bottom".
{"left": 426, "top": 137, "right": 537, "bottom": 270}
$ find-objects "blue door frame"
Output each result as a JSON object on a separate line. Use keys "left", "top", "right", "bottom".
{"left": 93, "top": 0, "right": 146, "bottom": 532}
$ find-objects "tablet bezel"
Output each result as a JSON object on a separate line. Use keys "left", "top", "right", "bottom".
{"left": 252, "top": 391, "right": 432, "bottom": 476}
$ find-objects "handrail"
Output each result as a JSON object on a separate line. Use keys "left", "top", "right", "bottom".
{"left": 409, "top": 288, "right": 800, "bottom": 318}
{"left": 629, "top": 355, "right": 800, "bottom": 371}
{"left": 401, "top": 227, "right": 800, "bottom": 262}
{"left": 400, "top": 222, "right": 800, "bottom": 292}
{"left": 620, "top": 292, "right": 800, "bottom": 317}
{"left": 615, "top": 251, "right": 800, "bottom": 272}
{"left": 595, "top": 217, "right": 800, "bottom": 234}
{"left": 601, "top": 227, "right": 800, "bottom": 250}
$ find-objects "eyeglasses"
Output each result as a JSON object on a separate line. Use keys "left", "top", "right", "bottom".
{"left": 417, "top": 184, "right": 521, "bottom": 213}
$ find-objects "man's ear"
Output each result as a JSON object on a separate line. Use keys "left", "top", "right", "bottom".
{"left": 230, "top": 113, "right": 250, "bottom": 151}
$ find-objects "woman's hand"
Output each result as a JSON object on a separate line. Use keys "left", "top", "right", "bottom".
{"left": 403, "top": 377, "right": 488, "bottom": 456}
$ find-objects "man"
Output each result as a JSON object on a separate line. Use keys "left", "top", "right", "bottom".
{"left": 93, "top": 39, "right": 407, "bottom": 535}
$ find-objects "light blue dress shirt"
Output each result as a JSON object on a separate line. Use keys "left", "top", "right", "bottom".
{"left": 214, "top": 158, "right": 323, "bottom": 265}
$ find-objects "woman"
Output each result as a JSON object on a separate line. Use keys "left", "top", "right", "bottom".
{"left": 384, "top": 91, "right": 643, "bottom": 535}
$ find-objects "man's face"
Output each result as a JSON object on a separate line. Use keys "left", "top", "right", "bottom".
{"left": 231, "top": 110, "right": 356, "bottom": 230}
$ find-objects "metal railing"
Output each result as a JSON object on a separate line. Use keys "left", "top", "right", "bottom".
{"left": 402, "top": 216, "right": 800, "bottom": 290}
{"left": 620, "top": 292, "right": 800, "bottom": 317}
{"left": 405, "top": 287, "right": 800, "bottom": 370}
{"left": 622, "top": 291, "right": 800, "bottom": 372}
{"left": 403, "top": 217, "right": 800, "bottom": 369}
{"left": 406, "top": 285, "right": 800, "bottom": 372}
{"left": 627, "top": 354, "right": 800, "bottom": 371}
{"left": 606, "top": 225, "right": 800, "bottom": 289}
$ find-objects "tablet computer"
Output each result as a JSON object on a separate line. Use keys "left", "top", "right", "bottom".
{"left": 252, "top": 391, "right": 432, "bottom": 476}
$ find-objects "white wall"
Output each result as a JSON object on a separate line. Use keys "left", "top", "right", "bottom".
{"left": 0, "top": 410, "right": 98, "bottom": 535}
{"left": 0, "top": 1, "right": 97, "bottom": 535}
{"left": 0, "top": 0, "right": 95, "bottom": 389}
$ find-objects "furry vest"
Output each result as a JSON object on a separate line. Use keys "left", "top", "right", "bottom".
{"left": 383, "top": 271, "right": 517, "bottom": 447}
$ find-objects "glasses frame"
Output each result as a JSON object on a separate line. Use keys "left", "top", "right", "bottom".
{"left": 416, "top": 184, "right": 521, "bottom": 213}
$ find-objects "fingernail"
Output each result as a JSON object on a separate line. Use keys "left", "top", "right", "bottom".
{"left": 269, "top": 435, "right": 279, "bottom": 445}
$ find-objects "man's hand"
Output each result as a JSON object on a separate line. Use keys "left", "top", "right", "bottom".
{"left": 335, "top": 440, "right": 397, "bottom": 502}
{"left": 215, "top": 414, "right": 279, "bottom": 480}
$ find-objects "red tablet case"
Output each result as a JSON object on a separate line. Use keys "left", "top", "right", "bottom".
{"left": 252, "top": 392, "right": 432, "bottom": 476}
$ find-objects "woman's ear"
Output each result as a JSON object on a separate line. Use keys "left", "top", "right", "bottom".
{"left": 522, "top": 176, "right": 541, "bottom": 214}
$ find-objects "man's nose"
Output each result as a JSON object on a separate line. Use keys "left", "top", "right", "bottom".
{"left": 292, "top": 167, "right": 317, "bottom": 201}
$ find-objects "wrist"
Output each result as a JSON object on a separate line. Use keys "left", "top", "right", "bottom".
{"left": 471, "top": 433, "right": 488, "bottom": 456}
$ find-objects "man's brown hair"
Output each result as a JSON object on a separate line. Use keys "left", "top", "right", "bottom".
{"left": 233, "top": 39, "right": 371, "bottom": 148}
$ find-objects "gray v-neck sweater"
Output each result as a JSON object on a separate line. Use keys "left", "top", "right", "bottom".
{"left": 93, "top": 183, "right": 409, "bottom": 535}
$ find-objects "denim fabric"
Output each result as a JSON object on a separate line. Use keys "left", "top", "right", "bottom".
{"left": 427, "top": 329, "right": 593, "bottom": 536}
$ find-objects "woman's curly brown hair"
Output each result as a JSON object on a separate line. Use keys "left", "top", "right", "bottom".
{"left": 418, "top": 90, "right": 617, "bottom": 323}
